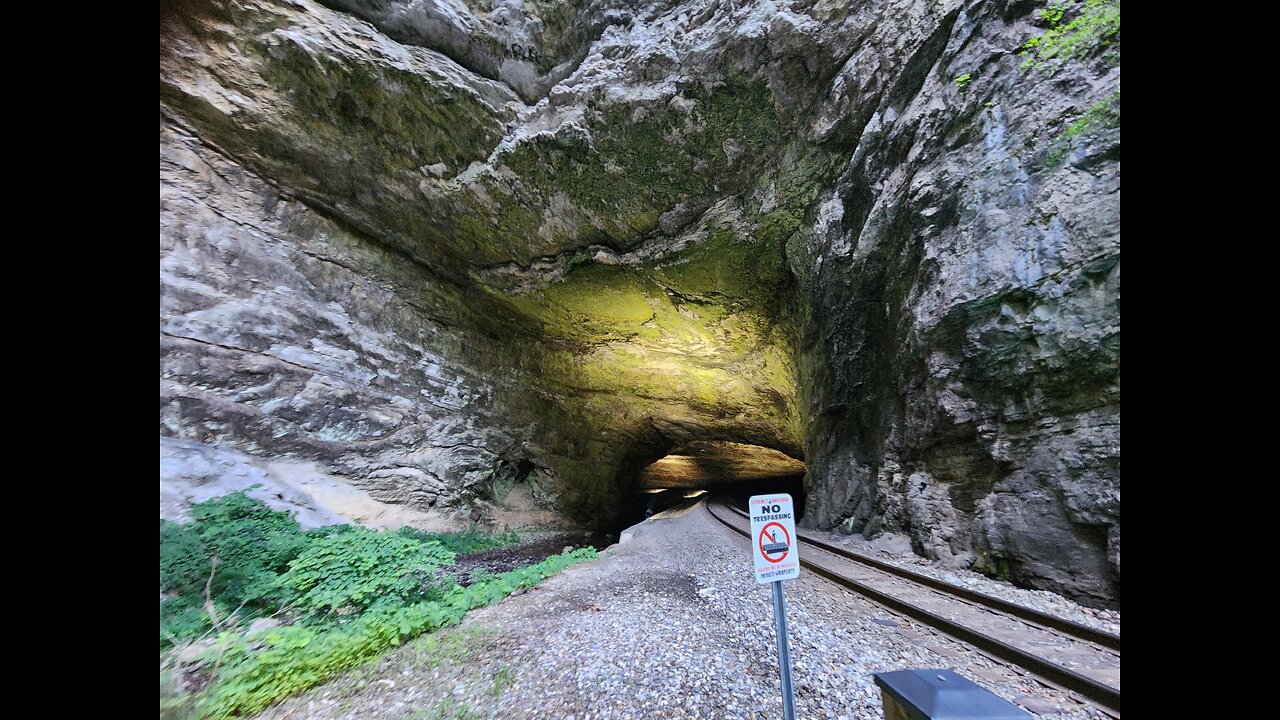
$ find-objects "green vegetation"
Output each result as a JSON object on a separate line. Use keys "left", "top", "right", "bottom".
{"left": 410, "top": 627, "right": 501, "bottom": 670}
{"left": 1047, "top": 90, "right": 1121, "bottom": 165}
{"left": 196, "top": 549, "right": 594, "bottom": 718}
{"left": 490, "top": 665, "right": 516, "bottom": 698}
{"left": 397, "top": 527, "right": 521, "bottom": 555}
{"left": 416, "top": 699, "right": 486, "bottom": 720}
{"left": 972, "top": 553, "right": 1013, "bottom": 582}
{"left": 463, "top": 79, "right": 788, "bottom": 264}
{"left": 277, "top": 529, "right": 457, "bottom": 617}
{"left": 160, "top": 492, "right": 594, "bottom": 718}
{"left": 1041, "top": 4, "right": 1069, "bottom": 25}
{"left": 1020, "top": 0, "right": 1120, "bottom": 70}
{"left": 1061, "top": 90, "right": 1121, "bottom": 141}
{"left": 260, "top": 43, "right": 505, "bottom": 176}
{"left": 954, "top": 73, "right": 972, "bottom": 90}
{"left": 160, "top": 492, "right": 311, "bottom": 647}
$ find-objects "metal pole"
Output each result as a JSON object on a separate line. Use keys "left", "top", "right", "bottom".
{"left": 771, "top": 580, "right": 797, "bottom": 720}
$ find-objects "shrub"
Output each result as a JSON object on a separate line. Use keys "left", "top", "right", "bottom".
{"left": 161, "top": 491, "right": 580, "bottom": 717}
{"left": 276, "top": 527, "right": 457, "bottom": 618}
{"left": 160, "top": 492, "right": 312, "bottom": 647}
{"left": 196, "top": 548, "right": 598, "bottom": 719}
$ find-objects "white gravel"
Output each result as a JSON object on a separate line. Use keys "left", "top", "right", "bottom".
{"left": 257, "top": 501, "right": 1113, "bottom": 719}
{"left": 802, "top": 527, "right": 1121, "bottom": 636}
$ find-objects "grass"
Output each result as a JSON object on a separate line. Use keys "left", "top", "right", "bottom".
{"left": 414, "top": 699, "right": 486, "bottom": 720}
{"left": 409, "top": 627, "right": 501, "bottom": 670}
{"left": 490, "top": 665, "right": 515, "bottom": 698}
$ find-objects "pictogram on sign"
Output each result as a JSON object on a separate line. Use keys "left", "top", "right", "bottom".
{"left": 759, "top": 522, "right": 790, "bottom": 562}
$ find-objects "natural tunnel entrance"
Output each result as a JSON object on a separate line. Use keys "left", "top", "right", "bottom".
{"left": 614, "top": 440, "right": 807, "bottom": 531}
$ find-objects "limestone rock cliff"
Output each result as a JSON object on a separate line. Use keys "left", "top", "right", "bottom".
{"left": 160, "top": 0, "right": 1119, "bottom": 605}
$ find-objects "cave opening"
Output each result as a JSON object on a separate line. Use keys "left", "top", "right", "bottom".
{"left": 608, "top": 438, "right": 807, "bottom": 533}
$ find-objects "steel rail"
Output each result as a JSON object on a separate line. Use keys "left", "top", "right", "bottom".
{"left": 705, "top": 498, "right": 1121, "bottom": 717}
{"left": 721, "top": 501, "right": 1121, "bottom": 651}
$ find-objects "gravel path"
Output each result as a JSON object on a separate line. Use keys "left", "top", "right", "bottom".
{"left": 801, "top": 527, "right": 1121, "bottom": 636}
{"left": 257, "top": 500, "right": 1112, "bottom": 719}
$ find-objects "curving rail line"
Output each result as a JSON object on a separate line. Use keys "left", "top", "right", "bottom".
{"left": 705, "top": 497, "right": 1121, "bottom": 717}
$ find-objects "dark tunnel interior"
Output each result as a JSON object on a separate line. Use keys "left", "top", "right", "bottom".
{"left": 609, "top": 439, "right": 808, "bottom": 533}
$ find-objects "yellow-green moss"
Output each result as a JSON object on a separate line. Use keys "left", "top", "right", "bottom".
{"left": 539, "top": 265, "right": 655, "bottom": 324}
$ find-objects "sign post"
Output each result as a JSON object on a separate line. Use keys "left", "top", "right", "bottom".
{"left": 749, "top": 493, "right": 799, "bottom": 720}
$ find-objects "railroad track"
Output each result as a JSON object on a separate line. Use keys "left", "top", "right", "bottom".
{"left": 705, "top": 497, "right": 1121, "bottom": 717}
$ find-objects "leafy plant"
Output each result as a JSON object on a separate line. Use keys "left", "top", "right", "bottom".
{"left": 467, "top": 568, "right": 497, "bottom": 587}
{"left": 160, "top": 491, "right": 313, "bottom": 647}
{"left": 196, "top": 548, "right": 598, "bottom": 719}
{"left": 953, "top": 73, "right": 972, "bottom": 90}
{"left": 276, "top": 528, "right": 457, "bottom": 617}
{"left": 160, "top": 490, "right": 574, "bottom": 717}
{"left": 1020, "top": 0, "right": 1120, "bottom": 71}
{"left": 1041, "top": 4, "right": 1069, "bottom": 25}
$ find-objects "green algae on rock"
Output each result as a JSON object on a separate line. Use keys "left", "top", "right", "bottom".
{"left": 161, "top": 0, "right": 1120, "bottom": 606}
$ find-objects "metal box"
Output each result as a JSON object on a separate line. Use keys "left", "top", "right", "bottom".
{"left": 872, "top": 669, "right": 1033, "bottom": 720}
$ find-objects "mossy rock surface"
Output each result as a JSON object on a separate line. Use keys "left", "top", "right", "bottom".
{"left": 161, "top": 0, "right": 1120, "bottom": 603}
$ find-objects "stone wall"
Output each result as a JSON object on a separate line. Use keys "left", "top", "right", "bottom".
{"left": 160, "top": 0, "right": 1119, "bottom": 604}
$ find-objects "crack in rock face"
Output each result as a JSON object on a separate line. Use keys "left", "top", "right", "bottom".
{"left": 160, "top": 0, "right": 1120, "bottom": 606}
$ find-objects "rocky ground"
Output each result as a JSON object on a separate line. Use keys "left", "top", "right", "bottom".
{"left": 256, "top": 501, "right": 1112, "bottom": 720}
{"left": 803, "top": 528, "right": 1121, "bottom": 637}
{"left": 453, "top": 532, "right": 616, "bottom": 586}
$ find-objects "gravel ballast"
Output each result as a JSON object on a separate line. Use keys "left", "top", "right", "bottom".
{"left": 801, "top": 526, "right": 1120, "bottom": 636}
{"left": 257, "top": 501, "right": 1115, "bottom": 719}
